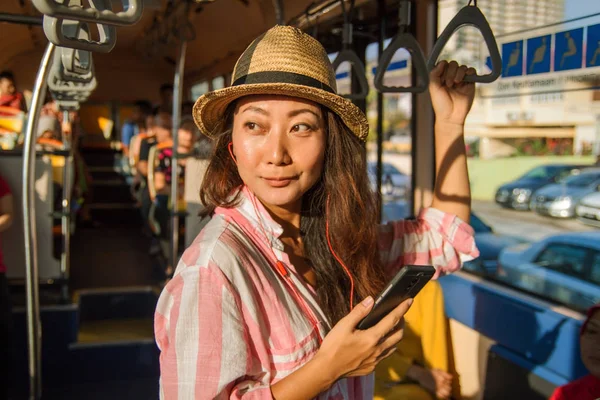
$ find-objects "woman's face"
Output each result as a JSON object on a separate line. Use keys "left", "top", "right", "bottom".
{"left": 581, "top": 309, "right": 600, "bottom": 378}
{"left": 231, "top": 95, "right": 326, "bottom": 211}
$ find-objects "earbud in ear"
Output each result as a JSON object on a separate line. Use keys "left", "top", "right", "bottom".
{"left": 228, "top": 142, "right": 237, "bottom": 164}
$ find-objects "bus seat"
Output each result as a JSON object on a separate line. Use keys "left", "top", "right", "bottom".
{"left": 184, "top": 157, "right": 211, "bottom": 247}
{"left": 0, "top": 154, "right": 61, "bottom": 280}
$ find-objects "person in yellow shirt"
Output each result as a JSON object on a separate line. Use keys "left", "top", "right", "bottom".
{"left": 375, "top": 280, "right": 460, "bottom": 400}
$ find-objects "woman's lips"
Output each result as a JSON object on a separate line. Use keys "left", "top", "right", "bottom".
{"left": 262, "top": 177, "right": 297, "bottom": 187}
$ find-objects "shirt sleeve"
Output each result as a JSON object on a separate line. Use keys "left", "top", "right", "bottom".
{"left": 155, "top": 257, "right": 274, "bottom": 399}
{"left": 378, "top": 207, "right": 479, "bottom": 279}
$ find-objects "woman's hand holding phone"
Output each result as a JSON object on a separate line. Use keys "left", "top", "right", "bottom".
{"left": 312, "top": 296, "right": 414, "bottom": 382}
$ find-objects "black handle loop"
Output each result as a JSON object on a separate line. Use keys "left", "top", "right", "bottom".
{"left": 332, "top": 0, "right": 368, "bottom": 100}
{"left": 374, "top": 0, "right": 430, "bottom": 93}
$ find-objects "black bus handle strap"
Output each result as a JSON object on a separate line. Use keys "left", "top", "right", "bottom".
{"left": 374, "top": 33, "right": 429, "bottom": 93}
{"left": 331, "top": 49, "right": 370, "bottom": 100}
{"left": 375, "top": 0, "right": 429, "bottom": 93}
{"left": 427, "top": 4, "right": 502, "bottom": 83}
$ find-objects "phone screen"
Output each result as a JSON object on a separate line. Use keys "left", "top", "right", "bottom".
{"left": 356, "top": 265, "right": 435, "bottom": 330}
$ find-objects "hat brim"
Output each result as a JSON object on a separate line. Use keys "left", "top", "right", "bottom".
{"left": 192, "top": 83, "right": 369, "bottom": 142}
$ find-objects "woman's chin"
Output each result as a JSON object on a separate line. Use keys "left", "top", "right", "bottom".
{"left": 255, "top": 184, "right": 304, "bottom": 209}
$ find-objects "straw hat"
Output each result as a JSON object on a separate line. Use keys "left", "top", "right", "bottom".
{"left": 192, "top": 25, "right": 369, "bottom": 142}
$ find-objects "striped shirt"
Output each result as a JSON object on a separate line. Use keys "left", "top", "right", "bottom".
{"left": 155, "top": 187, "right": 479, "bottom": 399}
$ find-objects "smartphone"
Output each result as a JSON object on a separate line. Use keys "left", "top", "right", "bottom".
{"left": 356, "top": 265, "right": 435, "bottom": 330}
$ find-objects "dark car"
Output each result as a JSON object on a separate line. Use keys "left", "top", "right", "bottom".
{"left": 495, "top": 164, "right": 585, "bottom": 210}
{"left": 368, "top": 162, "right": 411, "bottom": 199}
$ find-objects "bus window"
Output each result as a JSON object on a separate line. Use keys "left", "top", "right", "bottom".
{"left": 366, "top": 41, "right": 413, "bottom": 220}
{"left": 438, "top": 0, "right": 600, "bottom": 312}
{"left": 190, "top": 81, "right": 209, "bottom": 100}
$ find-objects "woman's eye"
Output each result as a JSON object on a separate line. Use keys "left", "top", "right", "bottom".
{"left": 292, "top": 123, "right": 311, "bottom": 133}
{"left": 245, "top": 122, "right": 258, "bottom": 130}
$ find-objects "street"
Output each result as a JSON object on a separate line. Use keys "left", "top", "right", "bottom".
{"left": 472, "top": 200, "right": 597, "bottom": 241}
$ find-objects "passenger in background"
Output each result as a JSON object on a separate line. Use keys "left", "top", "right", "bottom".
{"left": 0, "top": 174, "right": 14, "bottom": 400}
{"left": 0, "top": 70, "right": 26, "bottom": 115}
{"left": 137, "top": 112, "right": 172, "bottom": 223}
{"left": 121, "top": 100, "right": 153, "bottom": 156}
{"left": 374, "top": 281, "right": 460, "bottom": 400}
{"left": 153, "top": 118, "right": 197, "bottom": 275}
{"left": 154, "top": 117, "right": 197, "bottom": 196}
{"left": 154, "top": 84, "right": 173, "bottom": 115}
{"left": 549, "top": 304, "right": 600, "bottom": 400}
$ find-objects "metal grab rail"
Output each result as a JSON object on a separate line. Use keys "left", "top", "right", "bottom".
{"left": 427, "top": 0, "right": 502, "bottom": 83}
{"left": 170, "top": 40, "right": 187, "bottom": 275}
{"left": 331, "top": 0, "right": 369, "bottom": 100}
{"left": 32, "top": 0, "right": 143, "bottom": 26}
{"left": 22, "top": 42, "right": 56, "bottom": 400}
{"left": 374, "top": 0, "right": 429, "bottom": 93}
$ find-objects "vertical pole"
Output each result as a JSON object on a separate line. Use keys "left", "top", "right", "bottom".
{"left": 376, "top": 0, "right": 386, "bottom": 222}
{"left": 170, "top": 40, "right": 187, "bottom": 273}
{"left": 411, "top": 0, "right": 437, "bottom": 216}
{"left": 272, "top": 0, "right": 284, "bottom": 25}
{"left": 61, "top": 110, "right": 72, "bottom": 302}
{"left": 22, "top": 41, "right": 56, "bottom": 400}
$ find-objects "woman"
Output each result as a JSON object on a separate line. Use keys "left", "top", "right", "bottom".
{"left": 549, "top": 304, "right": 600, "bottom": 400}
{"left": 155, "top": 26, "right": 479, "bottom": 399}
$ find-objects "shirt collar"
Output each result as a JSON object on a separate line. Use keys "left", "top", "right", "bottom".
{"left": 215, "top": 186, "right": 284, "bottom": 249}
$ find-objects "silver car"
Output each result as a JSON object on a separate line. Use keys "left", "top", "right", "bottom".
{"left": 497, "top": 232, "right": 600, "bottom": 311}
{"left": 530, "top": 168, "right": 600, "bottom": 218}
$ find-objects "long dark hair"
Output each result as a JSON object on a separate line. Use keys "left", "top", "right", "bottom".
{"left": 199, "top": 101, "right": 386, "bottom": 325}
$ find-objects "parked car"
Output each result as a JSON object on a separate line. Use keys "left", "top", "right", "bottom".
{"left": 367, "top": 162, "right": 410, "bottom": 198}
{"left": 497, "top": 232, "right": 600, "bottom": 311}
{"left": 576, "top": 191, "right": 600, "bottom": 228}
{"left": 495, "top": 164, "right": 585, "bottom": 210}
{"left": 463, "top": 213, "right": 527, "bottom": 275}
{"left": 530, "top": 168, "right": 600, "bottom": 218}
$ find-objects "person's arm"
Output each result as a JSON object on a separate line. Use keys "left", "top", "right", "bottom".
{"left": 154, "top": 171, "right": 169, "bottom": 195}
{"left": 377, "top": 62, "right": 479, "bottom": 279}
{"left": 0, "top": 194, "right": 13, "bottom": 233}
{"left": 429, "top": 61, "right": 476, "bottom": 223}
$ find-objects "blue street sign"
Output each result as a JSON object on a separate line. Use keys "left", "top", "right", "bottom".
{"left": 527, "top": 35, "right": 551, "bottom": 75}
{"left": 586, "top": 23, "right": 600, "bottom": 68}
{"left": 555, "top": 28, "right": 583, "bottom": 71}
{"left": 502, "top": 41, "right": 523, "bottom": 77}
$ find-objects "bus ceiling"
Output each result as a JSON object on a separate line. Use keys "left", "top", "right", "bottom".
{"left": 1, "top": 0, "right": 417, "bottom": 99}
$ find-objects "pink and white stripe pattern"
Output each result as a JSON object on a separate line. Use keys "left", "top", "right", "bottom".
{"left": 155, "top": 187, "right": 479, "bottom": 399}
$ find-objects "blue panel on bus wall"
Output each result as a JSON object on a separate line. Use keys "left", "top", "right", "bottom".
{"left": 489, "top": 344, "right": 570, "bottom": 387}
{"left": 439, "top": 274, "right": 588, "bottom": 384}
